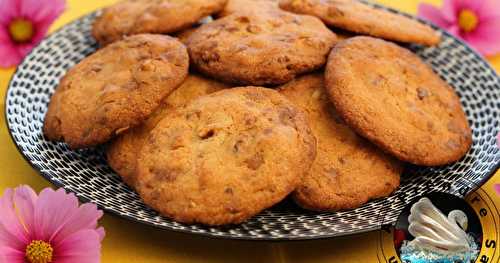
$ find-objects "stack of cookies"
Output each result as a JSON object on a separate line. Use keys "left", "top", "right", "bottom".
{"left": 43, "top": 0, "right": 472, "bottom": 225}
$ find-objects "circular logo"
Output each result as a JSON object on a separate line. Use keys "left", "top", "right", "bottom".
{"left": 377, "top": 188, "right": 499, "bottom": 263}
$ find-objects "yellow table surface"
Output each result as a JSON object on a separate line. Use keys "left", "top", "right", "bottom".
{"left": 1, "top": 1, "right": 499, "bottom": 262}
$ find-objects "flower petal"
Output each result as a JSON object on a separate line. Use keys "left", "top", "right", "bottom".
{"left": 418, "top": 3, "right": 451, "bottom": 29}
{"left": 25, "top": 15, "right": 54, "bottom": 54}
{"left": 53, "top": 229, "right": 102, "bottom": 263}
{"left": 477, "top": 0, "right": 500, "bottom": 21}
{"left": 0, "top": 25, "right": 10, "bottom": 42}
{"left": 0, "top": 188, "right": 29, "bottom": 246}
{"left": 12, "top": 42, "right": 36, "bottom": 61}
{"left": 20, "top": 0, "right": 66, "bottom": 24}
{"left": 0, "top": 27, "right": 23, "bottom": 68}
{"left": 0, "top": 246, "right": 25, "bottom": 263}
{"left": 446, "top": 24, "right": 462, "bottom": 39}
{"left": 460, "top": 0, "right": 484, "bottom": 13}
{"left": 12, "top": 185, "right": 37, "bottom": 238}
{"left": 441, "top": 0, "right": 460, "bottom": 22}
{"left": 0, "top": 44, "right": 23, "bottom": 68}
{"left": 0, "top": 0, "right": 21, "bottom": 24}
{"left": 13, "top": 0, "right": 66, "bottom": 63}
{"left": 462, "top": 35, "right": 497, "bottom": 56}
{"left": 96, "top": 227, "right": 105, "bottom": 242}
{"left": 0, "top": 222, "right": 25, "bottom": 251}
{"left": 466, "top": 38, "right": 500, "bottom": 56}
{"left": 33, "top": 188, "right": 79, "bottom": 241}
{"left": 49, "top": 203, "right": 104, "bottom": 244}
{"left": 463, "top": 19, "right": 500, "bottom": 56}
{"left": 476, "top": 20, "right": 500, "bottom": 39}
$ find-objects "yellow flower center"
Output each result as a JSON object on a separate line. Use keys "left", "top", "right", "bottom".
{"left": 458, "top": 9, "right": 479, "bottom": 33}
{"left": 8, "top": 18, "right": 35, "bottom": 43}
{"left": 25, "top": 240, "right": 53, "bottom": 263}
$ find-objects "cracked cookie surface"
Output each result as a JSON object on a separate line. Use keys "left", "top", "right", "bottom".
{"left": 325, "top": 37, "right": 471, "bottom": 166}
{"left": 44, "top": 34, "right": 188, "bottom": 149}
{"left": 279, "top": 74, "right": 401, "bottom": 211}
{"left": 135, "top": 87, "right": 316, "bottom": 225}
{"left": 92, "top": 0, "right": 228, "bottom": 45}
{"left": 185, "top": 9, "right": 337, "bottom": 85}
{"left": 218, "top": 0, "right": 278, "bottom": 17}
{"left": 279, "top": 0, "right": 440, "bottom": 46}
{"left": 107, "top": 74, "right": 230, "bottom": 188}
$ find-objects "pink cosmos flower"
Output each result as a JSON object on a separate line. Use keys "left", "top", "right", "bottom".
{"left": 0, "top": 185, "right": 105, "bottom": 263}
{"left": 0, "top": 0, "right": 66, "bottom": 68}
{"left": 418, "top": 0, "right": 500, "bottom": 56}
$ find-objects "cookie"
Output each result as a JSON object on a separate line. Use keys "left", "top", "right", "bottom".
{"left": 219, "top": 0, "right": 278, "bottom": 17}
{"left": 107, "top": 74, "right": 230, "bottom": 187}
{"left": 185, "top": 9, "right": 337, "bottom": 85}
{"left": 44, "top": 34, "right": 189, "bottom": 149}
{"left": 279, "top": 0, "right": 440, "bottom": 46}
{"left": 175, "top": 27, "right": 199, "bottom": 45}
{"left": 325, "top": 36, "right": 472, "bottom": 166}
{"left": 92, "top": 0, "right": 228, "bottom": 45}
{"left": 135, "top": 87, "right": 316, "bottom": 225}
{"left": 279, "top": 74, "right": 401, "bottom": 211}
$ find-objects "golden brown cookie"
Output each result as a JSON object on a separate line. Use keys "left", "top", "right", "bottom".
{"left": 175, "top": 27, "right": 198, "bottom": 45}
{"left": 279, "top": 0, "right": 440, "bottom": 46}
{"left": 44, "top": 34, "right": 189, "bottom": 149}
{"left": 219, "top": 0, "right": 278, "bottom": 17}
{"left": 92, "top": 0, "right": 228, "bottom": 45}
{"left": 279, "top": 74, "right": 401, "bottom": 211}
{"left": 107, "top": 74, "right": 230, "bottom": 188}
{"left": 185, "top": 9, "right": 337, "bottom": 85}
{"left": 135, "top": 87, "right": 316, "bottom": 225}
{"left": 325, "top": 37, "right": 472, "bottom": 166}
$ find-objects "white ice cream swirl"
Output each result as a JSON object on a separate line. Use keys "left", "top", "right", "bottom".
{"left": 408, "top": 197, "right": 470, "bottom": 253}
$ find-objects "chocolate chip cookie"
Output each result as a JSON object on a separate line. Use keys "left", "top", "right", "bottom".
{"left": 135, "top": 87, "right": 316, "bottom": 225}
{"left": 219, "top": 0, "right": 278, "bottom": 17}
{"left": 107, "top": 74, "right": 230, "bottom": 188}
{"left": 185, "top": 9, "right": 337, "bottom": 85}
{"left": 92, "top": 0, "right": 228, "bottom": 45}
{"left": 279, "top": 74, "right": 401, "bottom": 211}
{"left": 44, "top": 34, "right": 189, "bottom": 149}
{"left": 325, "top": 36, "right": 472, "bottom": 166}
{"left": 279, "top": 0, "right": 440, "bottom": 46}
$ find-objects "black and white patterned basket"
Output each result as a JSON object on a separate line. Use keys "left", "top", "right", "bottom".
{"left": 5, "top": 4, "right": 500, "bottom": 240}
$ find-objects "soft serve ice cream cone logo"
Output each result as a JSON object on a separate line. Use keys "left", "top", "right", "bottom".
{"left": 400, "top": 197, "right": 479, "bottom": 262}
{"left": 377, "top": 189, "right": 499, "bottom": 263}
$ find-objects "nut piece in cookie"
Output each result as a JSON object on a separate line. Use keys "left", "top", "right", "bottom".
{"left": 92, "top": 0, "right": 228, "bottom": 45}
{"left": 279, "top": 74, "right": 401, "bottom": 211}
{"left": 135, "top": 87, "right": 316, "bottom": 225}
{"left": 325, "top": 36, "right": 472, "bottom": 166}
{"left": 44, "top": 34, "right": 189, "bottom": 149}
{"left": 185, "top": 9, "right": 337, "bottom": 85}
{"left": 107, "top": 74, "right": 230, "bottom": 188}
{"left": 279, "top": 0, "right": 440, "bottom": 46}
